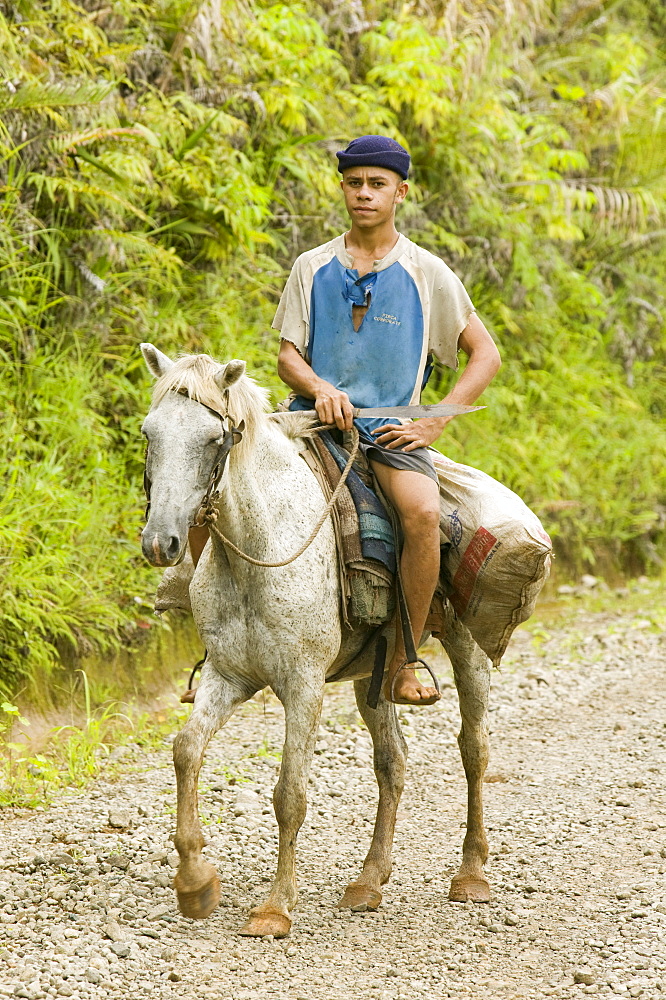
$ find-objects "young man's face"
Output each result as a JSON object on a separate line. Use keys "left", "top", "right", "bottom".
{"left": 340, "top": 166, "right": 408, "bottom": 229}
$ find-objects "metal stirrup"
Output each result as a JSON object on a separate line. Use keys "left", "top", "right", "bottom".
{"left": 389, "top": 657, "right": 441, "bottom": 703}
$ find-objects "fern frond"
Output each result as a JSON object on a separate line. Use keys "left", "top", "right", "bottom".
{"left": 27, "top": 173, "right": 155, "bottom": 225}
{"left": 49, "top": 128, "right": 144, "bottom": 154}
{"left": 0, "top": 81, "right": 115, "bottom": 113}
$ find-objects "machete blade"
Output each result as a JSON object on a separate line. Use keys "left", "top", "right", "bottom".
{"left": 353, "top": 403, "right": 485, "bottom": 419}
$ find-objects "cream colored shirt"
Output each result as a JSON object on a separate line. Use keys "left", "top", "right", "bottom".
{"left": 272, "top": 233, "right": 475, "bottom": 373}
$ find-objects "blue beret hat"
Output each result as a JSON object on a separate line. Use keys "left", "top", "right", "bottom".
{"left": 336, "top": 135, "right": 410, "bottom": 179}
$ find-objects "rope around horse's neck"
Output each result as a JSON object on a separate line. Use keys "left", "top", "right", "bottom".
{"left": 203, "top": 427, "right": 359, "bottom": 568}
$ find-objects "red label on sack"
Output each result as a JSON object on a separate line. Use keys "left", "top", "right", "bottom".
{"left": 449, "top": 527, "right": 498, "bottom": 616}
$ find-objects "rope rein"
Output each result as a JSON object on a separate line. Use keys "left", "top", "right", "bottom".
{"left": 201, "top": 425, "right": 360, "bottom": 568}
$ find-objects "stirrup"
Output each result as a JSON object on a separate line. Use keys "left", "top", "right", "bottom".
{"left": 179, "top": 651, "right": 207, "bottom": 704}
{"left": 389, "top": 658, "right": 441, "bottom": 703}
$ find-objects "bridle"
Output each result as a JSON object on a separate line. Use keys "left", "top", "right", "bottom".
{"left": 143, "top": 392, "right": 245, "bottom": 528}
{"left": 193, "top": 412, "right": 245, "bottom": 527}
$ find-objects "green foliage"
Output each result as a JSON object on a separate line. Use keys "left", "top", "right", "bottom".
{"left": 0, "top": 0, "right": 664, "bottom": 704}
{"left": 0, "top": 673, "right": 183, "bottom": 808}
{"left": 0, "top": 670, "right": 116, "bottom": 805}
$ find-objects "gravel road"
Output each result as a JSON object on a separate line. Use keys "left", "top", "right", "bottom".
{"left": 1, "top": 587, "right": 666, "bottom": 1000}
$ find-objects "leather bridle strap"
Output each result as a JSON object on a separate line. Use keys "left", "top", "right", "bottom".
{"left": 193, "top": 416, "right": 244, "bottom": 524}
{"left": 193, "top": 415, "right": 244, "bottom": 527}
{"left": 143, "top": 408, "right": 244, "bottom": 525}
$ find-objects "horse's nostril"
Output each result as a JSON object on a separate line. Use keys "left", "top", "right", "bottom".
{"left": 167, "top": 535, "right": 181, "bottom": 559}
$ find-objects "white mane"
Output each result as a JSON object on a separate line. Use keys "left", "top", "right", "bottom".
{"left": 151, "top": 353, "right": 321, "bottom": 452}
{"left": 151, "top": 353, "right": 271, "bottom": 456}
{"left": 268, "top": 410, "right": 320, "bottom": 439}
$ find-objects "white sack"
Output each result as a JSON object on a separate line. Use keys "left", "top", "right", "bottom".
{"left": 432, "top": 452, "right": 552, "bottom": 666}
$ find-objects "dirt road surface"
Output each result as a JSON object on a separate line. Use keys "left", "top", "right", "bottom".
{"left": 1, "top": 586, "right": 665, "bottom": 1000}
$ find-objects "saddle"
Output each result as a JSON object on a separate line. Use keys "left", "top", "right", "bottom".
{"left": 303, "top": 431, "right": 447, "bottom": 706}
{"left": 153, "top": 430, "right": 408, "bottom": 630}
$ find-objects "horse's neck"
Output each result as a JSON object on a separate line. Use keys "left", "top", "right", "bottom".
{"left": 215, "top": 421, "right": 316, "bottom": 549}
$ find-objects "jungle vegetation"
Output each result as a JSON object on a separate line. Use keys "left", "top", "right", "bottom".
{"left": 0, "top": 0, "right": 665, "bottom": 701}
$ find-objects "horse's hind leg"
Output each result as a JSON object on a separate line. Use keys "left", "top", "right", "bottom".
{"left": 440, "top": 611, "right": 491, "bottom": 902}
{"left": 173, "top": 664, "right": 250, "bottom": 919}
{"left": 338, "top": 676, "right": 407, "bottom": 912}
{"left": 239, "top": 676, "right": 324, "bottom": 939}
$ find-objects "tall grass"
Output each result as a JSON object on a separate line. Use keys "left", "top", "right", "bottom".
{"left": 0, "top": 669, "right": 187, "bottom": 808}
{"left": 0, "top": 335, "right": 156, "bottom": 699}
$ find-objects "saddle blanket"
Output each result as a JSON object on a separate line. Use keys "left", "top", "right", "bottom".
{"left": 301, "top": 431, "right": 396, "bottom": 628}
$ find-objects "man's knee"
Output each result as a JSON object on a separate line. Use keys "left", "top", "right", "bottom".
{"left": 400, "top": 500, "right": 440, "bottom": 537}
{"left": 395, "top": 483, "right": 441, "bottom": 537}
{"left": 371, "top": 463, "right": 440, "bottom": 533}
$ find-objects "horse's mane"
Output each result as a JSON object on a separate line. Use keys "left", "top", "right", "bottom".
{"left": 151, "top": 354, "right": 271, "bottom": 457}
{"left": 151, "top": 353, "right": 319, "bottom": 453}
{"left": 268, "top": 410, "right": 320, "bottom": 439}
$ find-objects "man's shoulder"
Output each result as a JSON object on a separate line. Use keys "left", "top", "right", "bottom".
{"left": 289, "top": 236, "right": 343, "bottom": 275}
{"left": 397, "top": 236, "right": 457, "bottom": 281}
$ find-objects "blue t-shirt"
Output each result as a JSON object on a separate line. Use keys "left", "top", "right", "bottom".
{"left": 272, "top": 233, "right": 475, "bottom": 440}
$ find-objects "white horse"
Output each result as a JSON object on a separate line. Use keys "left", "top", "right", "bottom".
{"left": 140, "top": 343, "right": 492, "bottom": 939}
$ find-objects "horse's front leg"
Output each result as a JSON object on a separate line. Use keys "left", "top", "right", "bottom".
{"left": 173, "top": 664, "right": 250, "bottom": 919}
{"left": 441, "top": 614, "right": 492, "bottom": 902}
{"left": 338, "top": 676, "right": 407, "bottom": 912}
{"left": 239, "top": 674, "right": 324, "bottom": 938}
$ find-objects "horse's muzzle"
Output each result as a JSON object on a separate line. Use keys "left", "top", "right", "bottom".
{"left": 141, "top": 525, "right": 186, "bottom": 567}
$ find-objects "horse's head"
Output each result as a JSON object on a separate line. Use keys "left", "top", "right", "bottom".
{"left": 139, "top": 343, "right": 248, "bottom": 567}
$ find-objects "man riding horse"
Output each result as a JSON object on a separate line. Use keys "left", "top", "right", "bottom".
{"left": 274, "top": 135, "right": 501, "bottom": 707}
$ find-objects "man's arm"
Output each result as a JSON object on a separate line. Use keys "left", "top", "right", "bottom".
{"left": 277, "top": 339, "right": 355, "bottom": 430}
{"left": 371, "top": 313, "right": 501, "bottom": 452}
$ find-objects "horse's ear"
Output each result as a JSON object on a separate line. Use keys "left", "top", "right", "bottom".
{"left": 215, "top": 359, "right": 246, "bottom": 390}
{"left": 141, "top": 343, "right": 175, "bottom": 379}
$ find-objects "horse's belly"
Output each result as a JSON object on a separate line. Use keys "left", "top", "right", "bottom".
{"left": 325, "top": 622, "right": 399, "bottom": 684}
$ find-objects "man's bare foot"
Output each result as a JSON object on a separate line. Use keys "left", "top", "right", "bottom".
{"left": 385, "top": 662, "right": 440, "bottom": 706}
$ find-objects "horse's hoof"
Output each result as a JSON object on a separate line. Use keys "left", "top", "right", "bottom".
{"left": 448, "top": 874, "right": 490, "bottom": 903}
{"left": 337, "top": 882, "right": 382, "bottom": 912}
{"left": 175, "top": 874, "right": 221, "bottom": 919}
{"left": 238, "top": 906, "right": 291, "bottom": 938}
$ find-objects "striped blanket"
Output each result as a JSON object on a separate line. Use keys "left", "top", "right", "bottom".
{"left": 304, "top": 431, "right": 395, "bottom": 627}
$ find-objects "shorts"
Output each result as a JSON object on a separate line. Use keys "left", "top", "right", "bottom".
{"left": 358, "top": 434, "right": 439, "bottom": 483}
{"left": 286, "top": 395, "right": 439, "bottom": 483}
